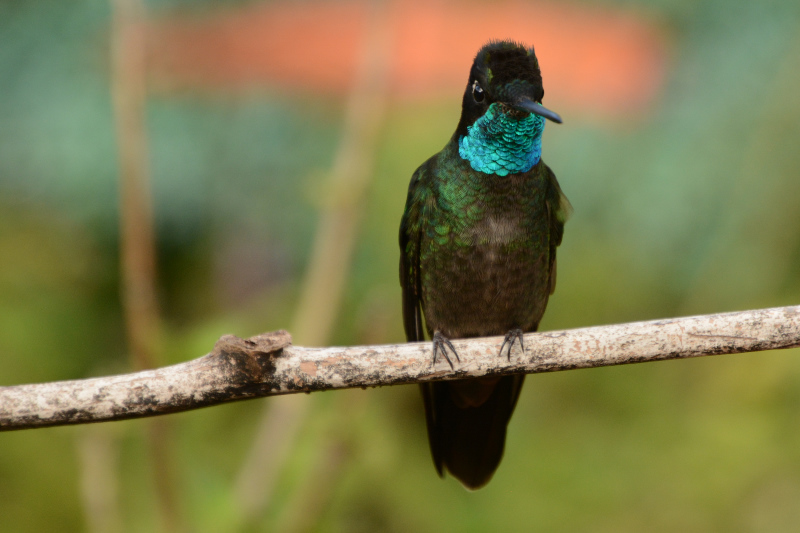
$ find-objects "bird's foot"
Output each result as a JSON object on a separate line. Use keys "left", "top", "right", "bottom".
{"left": 432, "top": 332, "right": 460, "bottom": 369}
{"left": 499, "top": 328, "right": 524, "bottom": 361}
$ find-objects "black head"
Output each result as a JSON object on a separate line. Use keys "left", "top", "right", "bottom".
{"left": 455, "top": 40, "right": 561, "bottom": 138}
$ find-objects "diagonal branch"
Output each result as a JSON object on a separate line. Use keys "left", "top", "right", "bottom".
{"left": 1, "top": 305, "right": 799, "bottom": 431}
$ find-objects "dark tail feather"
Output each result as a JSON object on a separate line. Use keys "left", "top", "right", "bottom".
{"left": 421, "top": 374, "right": 525, "bottom": 489}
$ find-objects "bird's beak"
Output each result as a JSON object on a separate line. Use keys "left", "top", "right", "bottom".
{"left": 513, "top": 97, "right": 562, "bottom": 124}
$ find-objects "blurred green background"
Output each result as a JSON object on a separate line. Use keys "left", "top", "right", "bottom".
{"left": 2, "top": 0, "right": 800, "bottom": 531}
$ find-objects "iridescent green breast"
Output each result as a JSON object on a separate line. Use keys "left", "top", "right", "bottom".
{"left": 414, "top": 151, "right": 553, "bottom": 338}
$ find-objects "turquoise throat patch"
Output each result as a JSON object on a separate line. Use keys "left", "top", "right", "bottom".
{"left": 458, "top": 103, "right": 545, "bottom": 176}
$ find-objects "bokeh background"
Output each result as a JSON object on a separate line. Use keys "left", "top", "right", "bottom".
{"left": 2, "top": 0, "right": 800, "bottom": 531}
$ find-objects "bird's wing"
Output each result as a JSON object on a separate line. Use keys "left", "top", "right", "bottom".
{"left": 400, "top": 163, "right": 446, "bottom": 476}
{"left": 544, "top": 164, "right": 572, "bottom": 295}
{"left": 399, "top": 165, "right": 427, "bottom": 343}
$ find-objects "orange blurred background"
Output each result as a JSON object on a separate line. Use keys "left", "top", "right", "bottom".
{"left": 148, "top": 0, "right": 668, "bottom": 115}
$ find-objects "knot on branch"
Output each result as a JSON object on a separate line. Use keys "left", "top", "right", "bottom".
{"left": 212, "top": 330, "right": 292, "bottom": 385}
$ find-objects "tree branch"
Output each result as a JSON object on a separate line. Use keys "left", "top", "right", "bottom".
{"left": 2, "top": 306, "right": 799, "bottom": 431}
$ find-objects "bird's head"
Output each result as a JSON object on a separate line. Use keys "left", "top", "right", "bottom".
{"left": 456, "top": 41, "right": 561, "bottom": 137}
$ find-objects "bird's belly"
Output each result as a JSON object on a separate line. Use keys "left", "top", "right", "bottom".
{"left": 420, "top": 237, "right": 550, "bottom": 339}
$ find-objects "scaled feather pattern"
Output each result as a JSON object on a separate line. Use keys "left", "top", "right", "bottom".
{"left": 458, "top": 102, "right": 545, "bottom": 176}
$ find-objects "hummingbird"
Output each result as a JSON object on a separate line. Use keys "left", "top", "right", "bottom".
{"left": 399, "top": 40, "right": 570, "bottom": 489}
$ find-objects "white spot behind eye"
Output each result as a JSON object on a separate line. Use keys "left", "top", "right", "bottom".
{"left": 472, "top": 80, "right": 485, "bottom": 103}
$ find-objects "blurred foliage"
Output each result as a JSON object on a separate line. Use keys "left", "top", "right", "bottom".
{"left": 1, "top": 0, "right": 800, "bottom": 532}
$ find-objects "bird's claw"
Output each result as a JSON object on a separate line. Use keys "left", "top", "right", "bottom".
{"left": 432, "top": 332, "right": 460, "bottom": 369}
{"left": 499, "top": 328, "right": 524, "bottom": 361}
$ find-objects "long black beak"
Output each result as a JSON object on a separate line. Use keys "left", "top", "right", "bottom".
{"left": 513, "top": 97, "right": 562, "bottom": 124}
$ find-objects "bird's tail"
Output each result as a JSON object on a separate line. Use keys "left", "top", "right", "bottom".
{"left": 421, "top": 374, "right": 525, "bottom": 489}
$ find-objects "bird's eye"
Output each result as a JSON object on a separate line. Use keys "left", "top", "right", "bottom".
{"left": 472, "top": 81, "right": 485, "bottom": 103}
